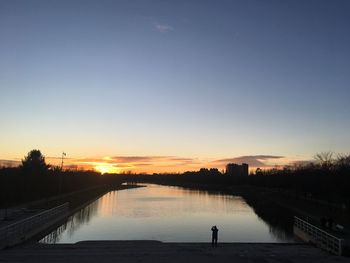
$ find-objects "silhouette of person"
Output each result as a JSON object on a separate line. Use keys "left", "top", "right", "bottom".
{"left": 211, "top": 225, "right": 218, "bottom": 247}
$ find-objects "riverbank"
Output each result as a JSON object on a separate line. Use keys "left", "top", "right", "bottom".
{"left": 1, "top": 241, "right": 347, "bottom": 263}
{"left": 0, "top": 184, "right": 143, "bottom": 249}
{"left": 1, "top": 184, "right": 142, "bottom": 226}
{"left": 26, "top": 184, "right": 143, "bottom": 244}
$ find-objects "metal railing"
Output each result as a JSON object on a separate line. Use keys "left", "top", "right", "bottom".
{"left": 294, "top": 216, "right": 342, "bottom": 255}
{"left": 0, "top": 203, "right": 69, "bottom": 247}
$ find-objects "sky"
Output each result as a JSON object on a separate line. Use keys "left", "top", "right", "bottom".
{"left": 1, "top": 0, "right": 350, "bottom": 173}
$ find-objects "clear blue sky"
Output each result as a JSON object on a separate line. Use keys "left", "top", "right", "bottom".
{"left": 1, "top": 0, "right": 349, "bottom": 172}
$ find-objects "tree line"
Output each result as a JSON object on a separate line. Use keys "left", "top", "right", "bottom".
{"left": 122, "top": 152, "right": 350, "bottom": 209}
{"left": 1, "top": 150, "right": 349, "bottom": 210}
{"left": 0, "top": 150, "right": 122, "bottom": 207}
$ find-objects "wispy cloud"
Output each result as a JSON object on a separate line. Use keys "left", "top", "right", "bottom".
{"left": 110, "top": 156, "right": 168, "bottom": 163}
{"left": 0, "top": 159, "right": 20, "bottom": 167}
{"left": 212, "top": 155, "right": 284, "bottom": 167}
{"left": 71, "top": 155, "right": 198, "bottom": 173}
{"left": 74, "top": 156, "right": 192, "bottom": 164}
{"left": 154, "top": 23, "right": 174, "bottom": 33}
{"left": 0, "top": 154, "right": 294, "bottom": 173}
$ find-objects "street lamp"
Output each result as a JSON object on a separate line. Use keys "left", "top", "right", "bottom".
{"left": 61, "top": 152, "right": 66, "bottom": 171}
{"left": 59, "top": 152, "right": 66, "bottom": 200}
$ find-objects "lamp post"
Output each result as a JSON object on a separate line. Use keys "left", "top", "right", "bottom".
{"left": 61, "top": 152, "right": 66, "bottom": 171}
{"left": 59, "top": 152, "right": 66, "bottom": 200}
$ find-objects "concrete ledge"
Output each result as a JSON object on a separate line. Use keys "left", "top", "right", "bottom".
{"left": 1, "top": 241, "right": 348, "bottom": 263}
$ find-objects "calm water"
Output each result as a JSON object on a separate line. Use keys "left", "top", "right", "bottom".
{"left": 40, "top": 184, "right": 295, "bottom": 243}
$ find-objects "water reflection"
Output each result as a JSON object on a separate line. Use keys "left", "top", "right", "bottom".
{"left": 40, "top": 184, "right": 295, "bottom": 243}
{"left": 40, "top": 199, "right": 99, "bottom": 243}
{"left": 243, "top": 194, "right": 295, "bottom": 242}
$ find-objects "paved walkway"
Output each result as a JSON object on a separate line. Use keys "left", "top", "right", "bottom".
{"left": 0, "top": 241, "right": 348, "bottom": 263}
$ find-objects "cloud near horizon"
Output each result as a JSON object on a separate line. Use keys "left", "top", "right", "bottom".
{"left": 74, "top": 156, "right": 194, "bottom": 164}
{"left": 68, "top": 155, "right": 198, "bottom": 173}
{"left": 212, "top": 155, "right": 285, "bottom": 168}
{"left": 0, "top": 159, "right": 21, "bottom": 167}
{"left": 0, "top": 154, "right": 300, "bottom": 173}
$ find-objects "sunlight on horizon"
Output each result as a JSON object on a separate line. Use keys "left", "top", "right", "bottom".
{"left": 0, "top": 153, "right": 309, "bottom": 174}
{"left": 94, "top": 163, "right": 119, "bottom": 174}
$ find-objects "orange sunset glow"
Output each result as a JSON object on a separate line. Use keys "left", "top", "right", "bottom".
{"left": 30, "top": 155, "right": 302, "bottom": 174}
{"left": 94, "top": 164, "right": 119, "bottom": 174}
{"left": 0, "top": 153, "right": 308, "bottom": 174}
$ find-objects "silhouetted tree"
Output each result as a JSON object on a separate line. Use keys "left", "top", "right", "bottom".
{"left": 21, "top": 149, "right": 49, "bottom": 176}
{"left": 315, "top": 151, "right": 334, "bottom": 169}
{"left": 255, "top": 168, "right": 263, "bottom": 176}
{"left": 336, "top": 154, "right": 350, "bottom": 171}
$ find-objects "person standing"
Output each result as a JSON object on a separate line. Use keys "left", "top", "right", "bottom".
{"left": 211, "top": 225, "right": 219, "bottom": 247}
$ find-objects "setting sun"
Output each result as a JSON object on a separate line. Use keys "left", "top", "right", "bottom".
{"left": 94, "top": 163, "right": 118, "bottom": 174}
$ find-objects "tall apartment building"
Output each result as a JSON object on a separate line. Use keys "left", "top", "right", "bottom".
{"left": 225, "top": 163, "right": 249, "bottom": 176}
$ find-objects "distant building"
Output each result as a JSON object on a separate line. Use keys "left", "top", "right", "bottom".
{"left": 225, "top": 163, "right": 249, "bottom": 176}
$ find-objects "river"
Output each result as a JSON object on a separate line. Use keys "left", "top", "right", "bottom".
{"left": 40, "top": 184, "right": 295, "bottom": 243}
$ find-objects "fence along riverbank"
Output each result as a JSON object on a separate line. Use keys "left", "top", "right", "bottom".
{"left": 294, "top": 216, "right": 343, "bottom": 255}
{"left": 0, "top": 184, "right": 143, "bottom": 249}
{"left": 0, "top": 202, "right": 69, "bottom": 249}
